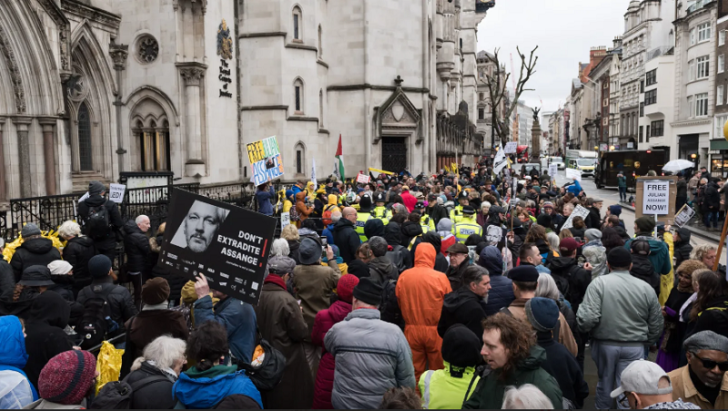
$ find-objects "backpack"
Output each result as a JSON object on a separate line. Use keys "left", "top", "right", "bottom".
{"left": 288, "top": 202, "right": 300, "bottom": 222}
{"left": 79, "top": 286, "right": 117, "bottom": 350}
{"left": 90, "top": 375, "right": 169, "bottom": 409}
{"left": 552, "top": 273, "right": 571, "bottom": 306}
{"left": 86, "top": 200, "right": 111, "bottom": 241}
{"left": 322, "top": 205, "right": 336, "bottom": 226}
{"left": 380, "top": 277, "right": 404, "bottom": 330}
{"left": 236, "top": 337, "right": 287, "bottom": 392}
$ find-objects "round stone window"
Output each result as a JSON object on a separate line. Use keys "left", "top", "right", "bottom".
{"left": 137, "top": 35, "right": 159, "bottom": 63}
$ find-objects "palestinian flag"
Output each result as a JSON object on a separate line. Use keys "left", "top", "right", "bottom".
{"left": 334, "top": 135, "right": 345, "bottom": 181}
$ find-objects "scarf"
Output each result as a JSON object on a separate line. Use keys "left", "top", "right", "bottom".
{"left": 264, "top": 274, "right": 287, "bottom": 290}
{"left": 146, "top": 360, "right": 178, "bottom": 381}
{"left": 679, "top": 292, "right": 697, "bottom": 323}
{"left": 142, "top": 302, "right": 169, "bottom": 311}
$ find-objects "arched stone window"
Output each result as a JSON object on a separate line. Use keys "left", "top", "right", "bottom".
{"left": 295, "top": 142, "right": 306, "bottom": 175}
{"left": 319, "top": 89, "right": 324, "bottom": 127}
{"left": 294, "top": 78, "right": 304, "bottom": 114}
{"left": 130, "top": 97, "right": 172, "bottom": 172}
{"left": 77, "top": 102, "right": 93, "bottom": 171}
{"left": 293, "top": 6, "right": 303, "bottom": 41}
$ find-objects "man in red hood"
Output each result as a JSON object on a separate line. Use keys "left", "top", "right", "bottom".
{"left": 396, "top": 243, "right": 452, "bottom": 384}
{"left": 401, "top": 186, "right": 417, "bottom": 213}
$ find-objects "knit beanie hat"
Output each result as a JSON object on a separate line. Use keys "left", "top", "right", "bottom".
{"left": 39, "top": 350, "right": 97, "bottom": 405}
{"left": 268, "top": 255, "right": 297, "bottom": 275}
{"left": 21, "top": 223, "right": 41, "bottom": 238}
{"left": 48, "top": 260, "right": 73, "bottom": 275}
{"left": 635, "top": 216, "right": 656, "bottom": 233}
{"left": 536, "top": 214, "right": 552, "bottom": 228}
{"left": 607, "top": 247, "right": 633, "bottom": 268}
{"left": 141, "top": 277, "right": 170, "bottom": 305}
{"left": 437, "top": 218, "right": 453, "bottom": 233}
{"left": 608, "top": 205, "right": 622, "bottom": 216}
{"left": 89, "top": 180, "right": 106, "bottom": 196}
{"left": 441, "top": 324, "right": 482, "bottom": 368}
{"left": 336, "top": 274, "right": 360, "bottom": 304}
{"left": 352, "top": 277, "right": 383, "bottom": 306}
{"left": 584, "top": 229, "right": 602, "bottom": 242}
{"left": 88, "top": 254, "right": 112, "bottom": 278}
{"left": 525, "top": 297, "right": 560, "bottom": 332}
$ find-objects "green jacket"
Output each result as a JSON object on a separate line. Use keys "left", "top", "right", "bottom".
{"left": 463, "top": 346, "right": 562, "bottom": 409}
{"left": 576, "top": 270, "right": 663, "bottom": 345}
{"left": 624, "top": 235, "right": 672, "bottom": 275}
{"left": 418, "top": 362, "right": 479, "bottom": 410}
{"left": 618, "top": 175, "right": 627, "bottom": 188}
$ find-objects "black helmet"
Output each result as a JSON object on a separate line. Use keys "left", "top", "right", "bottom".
{"left": 375, "top": 192, "right": 386, "bottom": 203}
{"left": 415, "top": 201, "right": 425, "bottom": 210}
{"left": 458, "top": 191, "right": 469, "bottom": 200}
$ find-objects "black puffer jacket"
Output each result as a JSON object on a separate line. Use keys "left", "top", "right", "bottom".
{"left": 125, "top": 361, "right": 177, "bottom": 409}
{"left": 10, "top": 237, "right": 62, "bottom": 282}
{"left": 629, "top": 254, "right": 659, "bottom": 295}
{"left": 331, "top": 219, "right": 360, "bottom": 264}
{"left": 62, "top": 235, "right": 96, "bottom": 290}
{"left": 585, "top": 206, "right": 601, "bottom": 229}
{"left": 124, "top": 220, "right": 151, "bottom": 273}
{"left": 0, "top": 260, "right": 14, "bottom": 308}
{"left": 705, "top": 180, "right": 721, "bottom": 210}
{"left": 674, "top": 228, "right": 693, "bottom": 270}
{"left": 445, "top": 260, "right": 471, "bottom": 291}
{"left": 547, "top": 257, "right": 591, "bottom": 313}
{"left": 77, "top": 195, "right": 124, "bottom": 249}
{"left": 437, "top": 287, "right": 487, "bottom": 341}
{"left": 76, "top": 278, "right": 138, "bottom": 330}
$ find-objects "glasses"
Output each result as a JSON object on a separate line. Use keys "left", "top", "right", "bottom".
{"left": 695, "top": 355, "right": 728, "bottom": 372}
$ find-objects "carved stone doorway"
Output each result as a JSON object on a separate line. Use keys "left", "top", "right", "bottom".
{"left": 382, "top": 137, "right": 407, "bottom": 173}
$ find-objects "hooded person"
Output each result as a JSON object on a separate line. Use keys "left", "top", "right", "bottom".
{"left": 477, "top": 246, "right": 515, "bottom": 316}
{"left": 383, "top": 222, "right": 412, "bottom": 273}
{"left": 0, "top": 315, "right": 38, "bottom": 409}
{"left": 582, "top": 229, "right": 608, "bottom": 279}
{"left": 23, "top": 290, "right": 73, "bottom": 390}
{"left": 77, "top": 181, "right": 124, "bottom": 261}
{"left": 363, "top": 218, "right": 385, "bottom": 240}
{"left": 547, "top": 238, "right": 592, "bottom": 315}
{"left": 367, "top": 237, "right": 400, "bottom": 285}
{"left": 421, "top": 232, "right": 449, "bottom": 273}
{"left": 419, "top": 325, "right": 482, "bottom": 409}
{"left": 396, "top": 243, "right": 452, "bottom": 384}
{"left": 295, "top": 191, "right": 314, "bottom": 226}
{"left": 10, "top": 224, "right": 62, "bottom": 283}
{"left": 311, "top": 275, "right": 360, "bottom": 409}
{"left": 674, "top": 227, "right": 693, "bottom": 270}
{"left": 436, "top": 218, "right": 457, "bottom": 255}
{"left": 26, "top": 350, "right": 97, "bottom": 409}
{"left": 625, "top": 217, "right": 672, "bottom": 277}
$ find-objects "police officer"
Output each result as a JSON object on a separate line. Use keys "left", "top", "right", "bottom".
{"left": 355, "top": 194, "right": 374, "bottom": 242}
{"left": 452, "top": 205, "right": 482, "bottom": 243}
{"left": 449, "top": 190, "right": 470, "bottom": 224}
{"left": 370, "top": 192, "right": 392, "bottom": 223}
{"left": 414, "top": 201, "right": 435, "bottom": 233}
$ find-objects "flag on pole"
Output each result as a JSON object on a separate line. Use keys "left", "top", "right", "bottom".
{"left": 334, "top": 135, "right": 345, "bottom": 181}
{"left": 311, "top": 158, "right": 317, "bottom": 191}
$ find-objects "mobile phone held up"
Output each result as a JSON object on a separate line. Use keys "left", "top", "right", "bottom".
{"left": 321, "top": 236, "right": 328, "bottom": 260}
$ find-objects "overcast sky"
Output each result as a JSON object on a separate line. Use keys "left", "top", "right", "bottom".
{"left": 476, "top": 0, "right": 627, "bottom": 114}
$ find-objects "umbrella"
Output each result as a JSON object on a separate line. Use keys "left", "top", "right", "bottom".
{"left": 662, "top": 159, "right": 696, "bottom": 173}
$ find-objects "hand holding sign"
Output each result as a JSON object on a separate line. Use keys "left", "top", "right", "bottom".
{"left": 194, "top": 273, "right": 210, "bottom": 299}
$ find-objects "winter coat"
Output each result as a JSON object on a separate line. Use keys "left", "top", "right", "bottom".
{"left": 173, "top": 365, "right": 262, "bottom": 409}
{"left": 690, "top": 296, "right": 728, "bottom": 339}
{"left": 397, "top": 244, "right": 452, "bottom": 327}
{"left": 61, "top": 236, "right": 95, "bottom": 291}
{"left": 125, "top": 361, "right": 177, "bottom": 409}
{"left": 674, "top": 228, "right": 693, "bottom": 270}
{"left": 23, "top": 291, "right": 73, "bottom": 390}
{"left": 444, "top": 259, "right": 470, "bottom": 292}
{"left": 78, "top": 195, "right": 124, "bottom": 250}
{"left": 193, "top": 295, "right": 257, "bottom": 364}
{"left": 0, "top": 260, "right": 14, "bottom": 308}
{"left": 418, "top": 362, "right": 480, "bottom": 410}
{"left": 477, "top": 246, "right": 515, "bottom": 316}
{"left": 322, "top": 224, "right": 335, "bottom": 247}
{"left": 324, "top": 308, "right": 415, "bottom": 410}
{"left": 311, "top": 300, "right": 352, "bottom": 409}
{"left": 569, "top": 226, "right": 586, "bottom": 240}
{"left": 120, "top": 309, "right": 189, "bottom": 378}
{"left": 0, "top": 316, "right": 37, "bottom": 409}
{"left": 548, "top": 256, "right": 591, "bottom": 313}
{"left": 123, "top": 220, "right": 151, "bottom": 274}
{"left": 625, "top": 235, "right": 672, "bottom": 276}
{"left": 368, "top": 256, "right": 399, "bottom": 284}
{"left": 401, "top": 190, "right": 417, "bottom": 212}
{"left": 295, "top": 192, "right": 313, "bottom": 224}
{"left": 384, "top": 223, "right": 413, "bottom": 273}
{"left": 77, "top": 278, "right": 137, "bottom": 330}
{"left": 287, "top": 240, "right": 301, "bottom": 264}
{"left": 577, "top": 270, "right": 664, "bottom": 345}
{"left": 331, "top": 219, "right": 361, "bottom": 264}
{"left": 401, "top": 221, "right": 423, "bottom": 251}
{"left": 662, "top": 288, "right": 693, "bottom": 354}
{"left": 255, "top": 186, "right": 275, "bottom": 216}
{"left": 10, "top": 238, "right": 62, "bottom": 283}
{"left": 537, "top": 333, "right": 589, "bottom": 409}
{"left": 507, "top": 298, "right": 578, "bottom": 356}
{"left": 705, "top": 181, "right": 721, "bottom": 210}
{"left": 566, "top": 180, "right": 582, "bottom": 196}
{"left": 582, "top": 243, "right": 607, "bottom": 279}
{"left": 293, "top": 260, "right": 342, "bottom": 341}
{"left": 630, "top": 254, "right": 659, "bottom": 295}
{"left": 255, "top": 277, "right": 313, "bottom": 409}
{"left": 437, "top": 288, "right": 487, "bottom": 341}
{"left": 585, "top": 206, "right": 601, "bottom": 229}
{"left": 463, "top": 346, "right": 563, "bottom": 409}
{"left": 427, "top": 204, "right": 449, "bottom": 228}
{"left": 668, "top": 364, "right": 728, "bottom": 410}
{"left": 149, "top": 260, "right": 185, "bottom": 306}
{"left": 676, "top": 179, "right": 688, "bottom": 198}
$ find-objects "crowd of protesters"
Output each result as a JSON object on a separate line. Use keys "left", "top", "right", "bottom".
{"left": 0, "top": 163, "right": 727, "bottom": 410}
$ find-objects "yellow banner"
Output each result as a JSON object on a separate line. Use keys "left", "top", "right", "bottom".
{"left": 368, "top": 167, "right": 396, "bottom": 175}
{"left": 452, "top": 163, "right": 458, "bottom": 175}
{"left": 444, "top": 165, "right": 451, "bottom": 173}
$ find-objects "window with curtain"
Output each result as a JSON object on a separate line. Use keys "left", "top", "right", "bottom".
{"left": 77, "top": 102, "right": 93, "bottom": 171}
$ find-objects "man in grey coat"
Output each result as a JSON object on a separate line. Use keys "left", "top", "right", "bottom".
{"left": 577, "top": 247, "right": 663, "bottom": 409}
{"left": 325, "top": 277, "right": 415, "bottom": 409}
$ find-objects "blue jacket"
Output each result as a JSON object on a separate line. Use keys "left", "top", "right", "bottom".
{"left": 0, "top": 316, "right": 38, "bottom": 406}
{"left": 255, "top": 187, "right": 275, "bottom": 216}
{"left": 477, "top": 247, "right": 515, "bottom": 317}
{"left": 566, "top": 180, "right": 582, "bottom": 196}
{"left": 624, "top": 235, "right": 672, "bottom": 276}
{"left": 322, "top": 224, "right": 335, "bottom": 247}
{"left": 194, "top": 296, "right": 257, "bottom": 364}
{"left": 173, "top": 365, "right": 262, "bottom": 409}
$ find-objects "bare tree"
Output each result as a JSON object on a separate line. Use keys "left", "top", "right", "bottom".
{"left": 484, "top": 46, "right": 538, "bottom": 148}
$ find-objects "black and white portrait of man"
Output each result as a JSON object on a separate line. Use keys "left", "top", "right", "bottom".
{"left": 171, "top": 200, "right": 230, "bottom": 253}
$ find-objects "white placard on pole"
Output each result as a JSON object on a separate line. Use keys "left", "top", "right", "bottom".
{"left": 108, "top": 184, "right": 126, "bottom": 203}
{"left": 311, "top": 158, "right": 317, "bottom": 191}
{"left": 642, "top": 180, "right": 670, "bottom": 215}
{"left": 560, "top": 205, "right": 591, "bottom": 231}
{"left": 280, "top": 212, "right": 291, "bottom": 228}
{"left": 494, "top": 145, "right": 508, "bottom": 174}
{"left": 565, "top": 168, "right": 582, "bottom": 181}
{"left": 504, "top": 142, "right": 518, "bottom": 154}
{"left": 356, "top": 173, "right": 370, "bottom": 184}
{"left": 548, "top": 164, "right": 558, "bottom": 178}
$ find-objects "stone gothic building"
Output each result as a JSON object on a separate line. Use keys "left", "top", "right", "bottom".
{"left": 0, "top": 0, "right": 491, "bottom": 199}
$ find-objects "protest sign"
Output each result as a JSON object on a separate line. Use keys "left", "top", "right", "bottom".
{"left": 311, "top": 158, "right": 317, "bottom": 191}
{"left": 280, "top": 212, "right": 291, "bottom": 228}
{"left": 674, "top": 204, "right": 695, "bottom": 227}
{"left": 108, "top": 184, "right": 126, "bottom": 204}
{"left": 246, "top": 136, "right": 284, "bottom": 186}
{"left": 356, "top": 173, "right": 370, "bottom": 184}
{"left": 565, "top": 168, "right": 582, "bottom": 181}
{"left": 78, "top": 192, "right": 90, "bottom": 203}
{"left": 159, "top": 189, "right": 276, "bottom": 304}
{"left": 560, "top": 205, "right": 590, "bottom": 231}
{"left": 494, "top": 145, "right": 508, "bottom": 173}
{"left": 548, "top": 164, "right": 558, "bottom": 179}
{"left": 642, "top": 180, "right": 669, "bottom": 215}
{"left": 504, "top": 142, "right": 518, "bottom": 154}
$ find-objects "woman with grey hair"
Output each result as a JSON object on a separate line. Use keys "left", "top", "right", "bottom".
{"left": 125, "top": 335, "right": 187, "bottom": 409}
{"left": 270, "top": 238, "right": 290, "bottom": 257}
{"left": 58, "top": 220, "right": 96, "bottom": 294}
{"left": 502, "top": 384, "right": 555, "bottom": 409}
{"left": 536, "top": 273, "right": 578, "bottom": 341}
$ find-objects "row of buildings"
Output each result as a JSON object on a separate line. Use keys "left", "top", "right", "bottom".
{"left": 547, "top": 0, "right": 728, "bottom": 179}
{"left": 0, "top": 0, "right": 499, "bottom": 200}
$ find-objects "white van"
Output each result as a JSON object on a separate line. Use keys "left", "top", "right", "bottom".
{"left": 541, "top": 156, "right": 565, "bottom": 170}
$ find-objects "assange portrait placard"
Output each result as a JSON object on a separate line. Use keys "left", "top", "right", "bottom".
{"left": 159, "top": 188, "right": 276, "bottom": 304}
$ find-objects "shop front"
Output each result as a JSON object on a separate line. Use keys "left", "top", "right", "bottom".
{"left": 710, "top": 139, "right": 728, "bottom": 179}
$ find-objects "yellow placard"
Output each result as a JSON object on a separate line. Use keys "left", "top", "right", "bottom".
{"left": 368, "top": 167, "right": 396, "bottom": 175}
